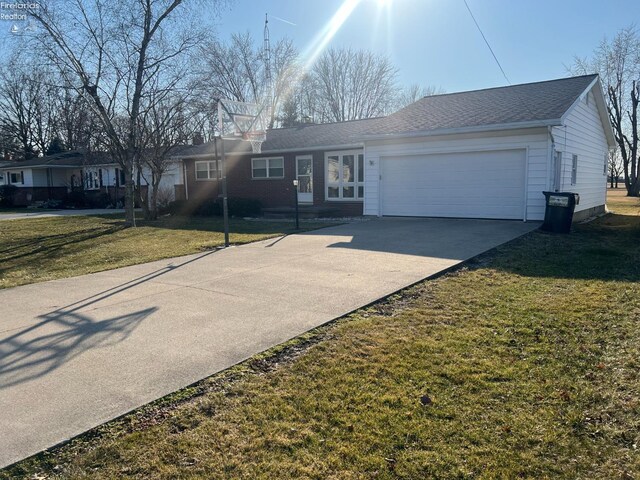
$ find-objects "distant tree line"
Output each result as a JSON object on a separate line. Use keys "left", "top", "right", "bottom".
{"left": 0, "top": 1, "right": 441, "bottom": 223}
{"left": 571, "top": 25, "right": 640, "bottom": 197}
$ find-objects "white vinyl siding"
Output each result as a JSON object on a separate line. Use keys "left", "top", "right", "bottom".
{"left": 252, "top": 157, "right": 284, "bottom": 179}
{"left": 7, "top": 169, "right": 33, "bottom": 187}
{"left": 551, "top": 85, "right": 609, "bottom": 214}
{"left": 9, "top": 171, "right": 23, "bottom": 185}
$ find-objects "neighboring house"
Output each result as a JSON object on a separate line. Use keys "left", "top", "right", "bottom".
{"left": 1, "top": 74, "right": 615, "bottom": 220}
{"left": 174, "top": 74, "right": 614, "bottom": 221}
{"left": 0, "top": 151, "right": 184, "bottom": 206}
{"left": 0, "top": 161, "right": 9, "bottom": 186}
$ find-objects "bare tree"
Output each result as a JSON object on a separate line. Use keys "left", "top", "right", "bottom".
{"left": 0, "top": 63, "right": 57, "bottom": 160}
{"left": 266, "top": 38, "right": 299, "bottom": 128}
{"left": 571, "top": 26, "right": 640, "bottom": 196}
{"left": 197, "top": 33, "right": 298, "bottom": 129}
{"left": 394, "top": 84, "right": 445, "bottom": 110}
{"left": 137, "top": 89, "right": 194, "bottom": 219}
{"left": 311, "top": 48, "right": 397, "bottom": 122}
{"left": 198, "top": 32, "right": 262, "bottom": 104}
{"left": 25, "top": 0, "right": 209, "bottom": 225}
{"left": 609, "top": 150, "right": 624, "bottom": 188}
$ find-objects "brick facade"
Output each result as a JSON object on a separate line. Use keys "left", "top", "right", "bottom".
{"left": 184, "top": 149, "right": 364, "bottom": 217}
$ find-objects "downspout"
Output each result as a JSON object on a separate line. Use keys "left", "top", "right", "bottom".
{"left": 183, "top": 160, "right": 189, "bottom": 200}
{"left": 547, "top": 126, "right": 557, "bottom": 192}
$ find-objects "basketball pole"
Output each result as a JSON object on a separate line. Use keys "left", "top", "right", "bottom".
{"left": 218, "top": 100, "right": 230, "bottom": 247}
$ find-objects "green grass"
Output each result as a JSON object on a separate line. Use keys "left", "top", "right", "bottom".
{"left": 0, "top": 214, "right": 331, "bottom": 289}
{"left": 3, "top": 191, "right": 640, "bottom": 479}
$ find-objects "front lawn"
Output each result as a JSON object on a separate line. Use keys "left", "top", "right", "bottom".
{"left": 3, "top": 192, "right": 640, "bottom": 478}
{"left": 0, "top": 215, "right": 331, "bottom": 289}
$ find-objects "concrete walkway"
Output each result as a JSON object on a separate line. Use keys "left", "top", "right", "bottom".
{"left": 0, "top": 209, "right": 125, "bottom": 221}
{"left": 0, "top": 218, "right": 539, "bottom": 468}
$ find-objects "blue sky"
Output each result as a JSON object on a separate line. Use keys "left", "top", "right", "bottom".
{"left": 1, "top": 0, "right": 636, "bottom": 93}
{"left": 212, "top": 0, "right": 640, "bottom": 93}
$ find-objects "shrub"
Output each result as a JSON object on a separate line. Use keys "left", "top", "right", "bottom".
{"left": 64, "top": 190, "right": 86, "bottom": 208}
{"left": 0, "top": 185, "right": 18, "bottom": 207}
{"left": 227, "top": 198, "right": 262, "bottom": 217}
{"left": 162, "top": 199, "right": 192, "bottom": 216}
{"left": 164, "top": 197, "right": 262, "bottom": 218}
{"left": 86, "top": 193, "right": 111, "bottom": 208}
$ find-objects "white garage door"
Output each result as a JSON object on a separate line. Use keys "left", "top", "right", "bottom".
{"left": 381, "top": 149, "right": 526, "bottom": 219}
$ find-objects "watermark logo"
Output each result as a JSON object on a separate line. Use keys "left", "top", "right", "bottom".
{"left": 1, "top": 2, "right": 40, "bottom": 31}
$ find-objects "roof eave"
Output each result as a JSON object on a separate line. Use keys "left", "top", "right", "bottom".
{"left": 170, "top": 143, "right": 365, "bottom": 159}
{"left": 361, "top": 119, "right": 562, "bottom": 141}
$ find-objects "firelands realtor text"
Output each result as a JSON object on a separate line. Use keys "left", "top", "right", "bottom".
{"left": 1, "top": 2, "right": 39, "bottom": 21}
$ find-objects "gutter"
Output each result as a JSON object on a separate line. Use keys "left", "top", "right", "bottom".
{"left": 360, "top": 119, "right": 562, "bottom": 141}
{"left": 169, "top": 143, "right": 365, "bottom": 160}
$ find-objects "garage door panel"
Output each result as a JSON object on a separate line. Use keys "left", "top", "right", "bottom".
{"left": 381, "top": 149, "right": 526, "bottom": 219}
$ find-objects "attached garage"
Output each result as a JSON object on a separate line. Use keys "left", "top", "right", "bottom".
{"left": 380, "top": 149, "right": 526, "bottom": 219}
{"left": 362, "top": 74, "right": 616, "bottom": 222}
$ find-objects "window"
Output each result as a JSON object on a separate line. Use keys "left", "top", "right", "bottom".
{"left": 252, "top": 157, "right": 284, "bottom": 179}
{"left": 195, "top": 160, "right": 219, "bottom": 180}
{"left": 9, "top": 172, "right": 23, "bottom": 184}
{"left": 117, "top": 168, "right": 126, "bottom": 187}
{"left": 325, "top": 151, "right": 364, "bottom": 201}
{"left": 571, "top": 154, "right": 578, "bottom": 185}
{"left": 84, "top": 170, "right": 100, "bottom": 190}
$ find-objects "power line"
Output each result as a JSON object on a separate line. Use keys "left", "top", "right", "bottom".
{"left": 463, "top": 0, "right": 510, "bottom": 85}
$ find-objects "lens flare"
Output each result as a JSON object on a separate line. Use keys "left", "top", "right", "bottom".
{"left": 301, "top": 0, "right": 363, "bottom": 70}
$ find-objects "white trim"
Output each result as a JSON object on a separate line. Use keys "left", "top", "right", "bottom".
{"left": 324, "top": 149, "right": 365, "bottom": 202}
{"left": 546, "top": 127, "right": 554, "bottom": 191}
{"left": 295, "top": 154, "right": 313, "bottom": 204}
{"left": 361, "top": 119, "right": 562, "bottom": 141}
{"left": 560, "top": 77, "right": 616, "bottom": 148}
{"left": 560, "top": 77, "right": 599, "bottom": 125}
{"left": 523, "top": 146, "right": 530, "bottom": 221}
{"left": 251, "top": 156, "right": 285, "bottom": 179}
{"left": 262, "top": 143, "right": 364, "bottom": 154}
{"left": 169, "top": 144, "right": 365, "bottom": 160}
{"left": 194, "top": 160, "right": 219, "bottom": 181}
{"left": 372, "top": 141, "right": 535, "bottom": 157}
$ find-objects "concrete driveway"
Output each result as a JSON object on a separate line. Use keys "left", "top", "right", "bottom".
{"left": 0, "top": 218, "right": 538, "bottom": 468}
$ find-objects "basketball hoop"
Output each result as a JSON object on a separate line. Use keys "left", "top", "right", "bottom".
{"left": 244, "top": 132, "right": 266, "bottom": 153}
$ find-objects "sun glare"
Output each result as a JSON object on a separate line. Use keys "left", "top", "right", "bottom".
{"left": 301, "top": 0, "right": 363, "bottom": 70}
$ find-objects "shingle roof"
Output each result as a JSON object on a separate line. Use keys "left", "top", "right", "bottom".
{"left": 3, "top": 75, "right": 601, "bottom": 166}
{"left": 170, "top": 118, "right": 385, "bottom": 159}
{"left": 365, "top": 74, "right": 599, "bottom": 137}
{"left": 261, "top": 117, "right": 385, "bottom": 151}
{"left": 0, "top": 151, "right": 114, "bottom": 169}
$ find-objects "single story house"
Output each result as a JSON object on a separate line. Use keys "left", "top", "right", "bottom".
{"left": 172, "top": 73, "right": 614, "bottom": 221}
{"left": 0, "top": 151, "right": 183, "bottom": 207}
{"left": 2, "top": 74, "right": 615, "bottom": 221}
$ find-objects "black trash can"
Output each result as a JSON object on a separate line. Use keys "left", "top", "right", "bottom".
{"left": 541, "top": 191, "right": 580, "bottom": 233}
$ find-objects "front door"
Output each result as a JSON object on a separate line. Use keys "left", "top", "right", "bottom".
{"left": 296, "top": 156, "right": 313, "bottom": 203}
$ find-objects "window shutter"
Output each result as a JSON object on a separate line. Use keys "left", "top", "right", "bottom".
{"left": 20, "top": 171, "right": 24, "bottom": 184}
